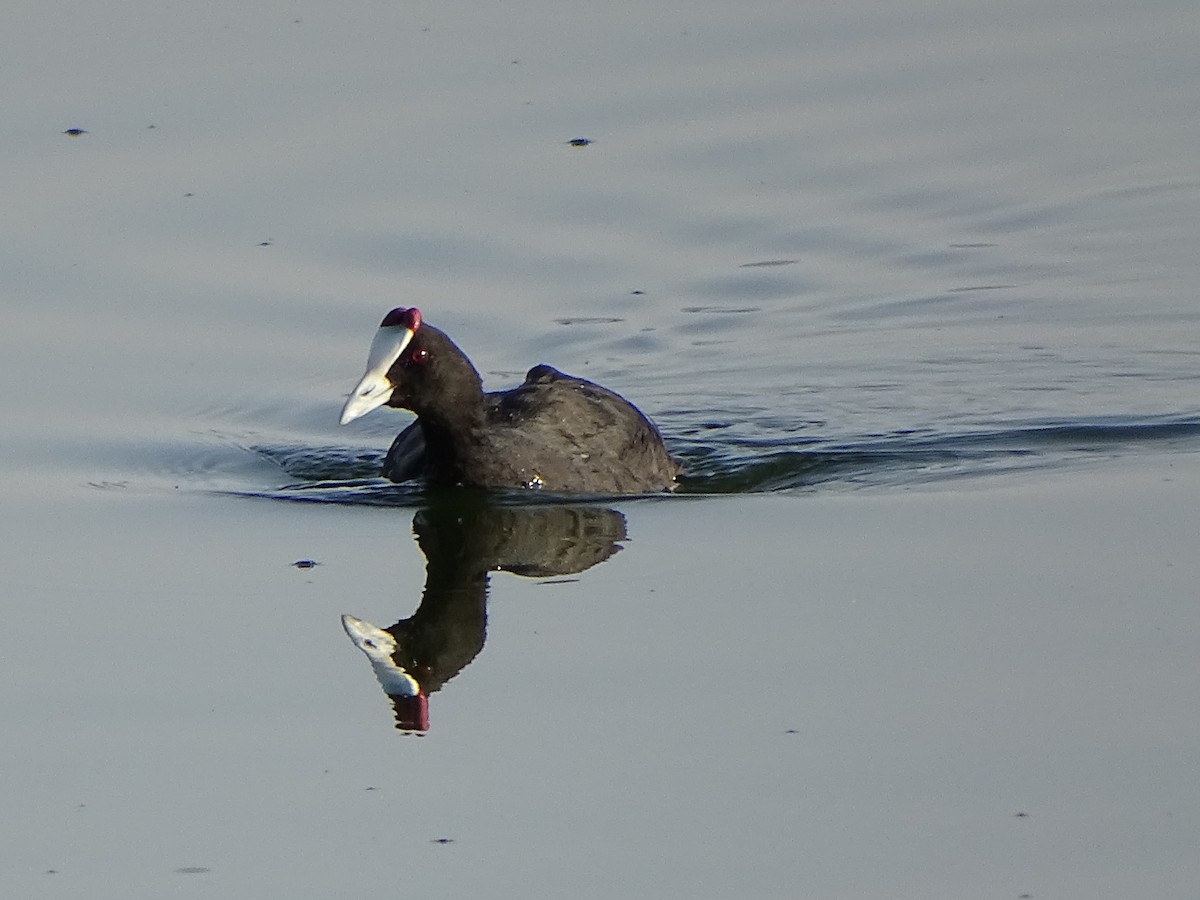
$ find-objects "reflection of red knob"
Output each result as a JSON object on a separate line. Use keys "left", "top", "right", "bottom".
{"left": 391, "top": 691, "right": 430, "bottom": 733}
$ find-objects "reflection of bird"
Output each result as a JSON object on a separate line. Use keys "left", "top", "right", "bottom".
{"left": 341, "top": 615, "right": 428, "bottom": 733}
{"left": 340, "top": 308, "right": 678, "bottom": 493}
{"left": 342, "top": 501, "right": 627, "bottom": 732}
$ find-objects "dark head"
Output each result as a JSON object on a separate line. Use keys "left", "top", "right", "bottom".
{"left": 340, "top": 307, "right": 483, "bottom": 425}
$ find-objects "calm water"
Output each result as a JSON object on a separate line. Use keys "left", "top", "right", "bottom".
{"left": 3, "top": 0, "right": 1200, "bottom": 897}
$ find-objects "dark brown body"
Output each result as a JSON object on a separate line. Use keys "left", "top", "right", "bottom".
{"left": 379, "top": 325, "right": 678, "bottom": 494}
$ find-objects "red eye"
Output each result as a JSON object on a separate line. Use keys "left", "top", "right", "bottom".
{"left": 412, "top": 348, "right": 429, "bottom": 364}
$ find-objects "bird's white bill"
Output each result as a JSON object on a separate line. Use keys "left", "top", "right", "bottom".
{"left": 338, "top": 325, "right": 414, "bottom": 424}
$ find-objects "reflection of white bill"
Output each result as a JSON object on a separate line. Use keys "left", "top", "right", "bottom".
{"left": 341, "top": 614, "right": 420, "bottom": 697}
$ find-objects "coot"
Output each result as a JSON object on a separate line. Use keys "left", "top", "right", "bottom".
{"left": 339, "top": 308, "right": 679, "bottom": 493}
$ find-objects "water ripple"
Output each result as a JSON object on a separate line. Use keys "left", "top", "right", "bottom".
{"left": 218, "top": 416, "right": 1200, "bottom": 506}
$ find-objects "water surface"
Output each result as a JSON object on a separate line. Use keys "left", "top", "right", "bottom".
{"left": 3, "top": 1, "right": 1200, "bottom": 897}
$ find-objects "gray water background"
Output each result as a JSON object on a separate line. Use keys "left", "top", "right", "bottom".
{"left": 3, "top": 1, "right": 1200, "bottom": 897}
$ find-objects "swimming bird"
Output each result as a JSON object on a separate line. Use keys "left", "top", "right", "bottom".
{"left": 339, "top": 308, "right": 678, "bottom": 493}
